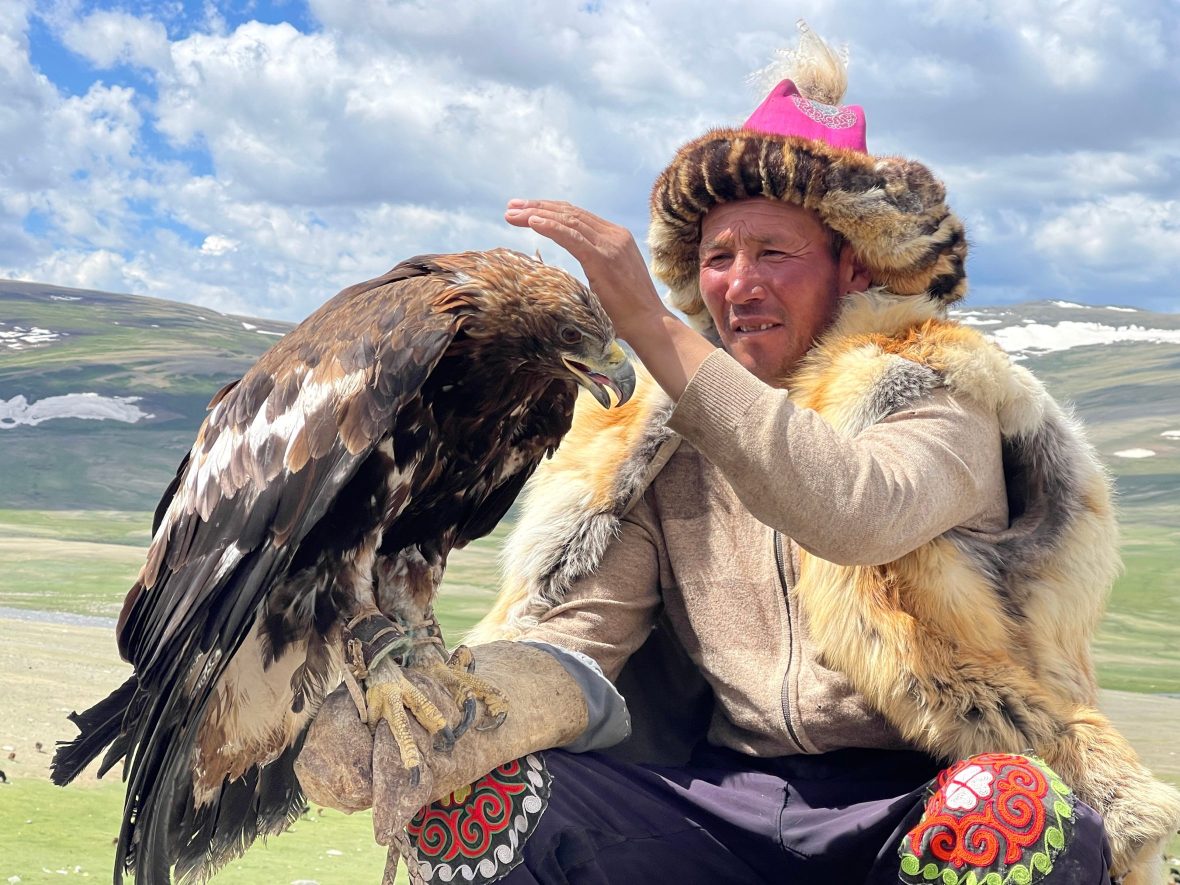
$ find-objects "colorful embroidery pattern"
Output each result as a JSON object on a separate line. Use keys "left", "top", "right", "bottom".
{"left": 899, "top": 753, "right": 1075, "bottom": 885}
{"left": 405, "top": 754, "right": 552, "bottom": 883}
{"left": 790, "top": 94, "right": 858, "bottom": 130}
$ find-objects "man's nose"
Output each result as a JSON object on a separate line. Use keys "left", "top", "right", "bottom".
{"left": 726, "top": 255, "right": 766, "bottom": 304}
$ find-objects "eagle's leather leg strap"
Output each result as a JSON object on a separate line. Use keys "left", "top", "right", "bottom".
{"left": 402, "top": 611, "right": 447, "bottom": 668}
{"left": 343, "top": 611, "right": 412, "bottom": 672}
{"left": 341, "top": 641, "right": 370, "bottom": 722}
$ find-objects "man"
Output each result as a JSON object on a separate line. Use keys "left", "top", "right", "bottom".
{"left": 300, "top": 27, "right": 1180, "bottom": 885}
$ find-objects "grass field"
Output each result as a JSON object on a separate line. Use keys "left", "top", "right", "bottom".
{"left": 1094, "top": 518, "right": 1180, "bottom": 693}
{"left": 1, "top": 509, "right": 1177, "bottom": 882}
{"left": 0, "top": 509, "right": 509, "bottom": 884}
{"left": 0, "top": 615, "right": 397, "bottom": 884}
{"left": 0, "top": 779, "right": 389, "bottom": 885}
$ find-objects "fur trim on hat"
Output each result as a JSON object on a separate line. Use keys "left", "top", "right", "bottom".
{"left": 648, "top": 132, "right": 969, "bottom": 333}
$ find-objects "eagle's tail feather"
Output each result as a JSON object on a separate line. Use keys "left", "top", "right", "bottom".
{"left": 171, "top": 729, "right": 310, "bottom": 884}
{"left": 51, "top": 674, "right": 139, "bottom": 786}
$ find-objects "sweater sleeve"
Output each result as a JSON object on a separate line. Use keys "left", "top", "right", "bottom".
{"left": 519, "top": 492, "right": 664, "bottom": 682}
{"left": 666, "top": 349, "right": 1008, "bottom": 566}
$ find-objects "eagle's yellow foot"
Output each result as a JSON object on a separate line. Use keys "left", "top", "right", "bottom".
{"left": 364, "top": 666, "right": 454, "bottom": 786}
{"left": 419, "top": 644, "right": 510, "bottom": 738}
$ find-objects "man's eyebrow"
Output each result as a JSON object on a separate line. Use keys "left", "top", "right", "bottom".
{"left": 699, "top": 232, "right": 776, "bottom": 252}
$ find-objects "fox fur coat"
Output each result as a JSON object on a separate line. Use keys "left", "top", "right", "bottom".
{"left": 471, "top": 289, "right": 1180, "bottom": 884}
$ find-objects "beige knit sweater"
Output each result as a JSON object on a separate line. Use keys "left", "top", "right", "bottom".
{"left": 523, "top": 348, "right": 1008, "bottom": 756}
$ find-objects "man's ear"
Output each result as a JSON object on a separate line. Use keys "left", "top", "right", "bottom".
{"left": 837, "top": 243, "right": 872, "bottom": 295}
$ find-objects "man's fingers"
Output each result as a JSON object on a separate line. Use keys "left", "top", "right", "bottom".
{"left": 515, "top": 207, "right": 637, "bottom": 267}
{"left": 507, "top": 199, "right": 614, "bottom": 239}
{"left": 507, "top": 205, "right": 591, "bottom": 232}
{"left": 507, "top": 198, "right": 575, "bottom": 213}
{"left": 507, "top": 208, "right": 599, "bottom": 260}
{"left": 529, "top": 216, "right": 596, "bottom": 261}
{"left": 528, "top": 208, "right": 598, "bottom": 242}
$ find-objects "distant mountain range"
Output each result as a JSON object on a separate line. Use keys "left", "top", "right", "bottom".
{"left": 2, "top": 279, "right": 1179, "bottom": 524}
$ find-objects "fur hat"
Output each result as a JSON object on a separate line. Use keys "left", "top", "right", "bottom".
{"left": 648, "top": 22, "right": 968, "bottom": 332}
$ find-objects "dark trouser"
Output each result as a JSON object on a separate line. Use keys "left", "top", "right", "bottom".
{"left": 494, "top": 746, "right": 1112, "bottom": 885}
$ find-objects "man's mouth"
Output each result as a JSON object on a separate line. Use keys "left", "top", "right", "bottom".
{"left": 732, "top": 321, "right": 782, "bottom": 334}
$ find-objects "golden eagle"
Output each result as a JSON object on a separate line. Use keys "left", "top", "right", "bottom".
{"left": 52, "top": 249, "right": 634, "bottom": 883}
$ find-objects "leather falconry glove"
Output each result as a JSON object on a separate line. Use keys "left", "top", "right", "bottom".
{"left": 295, "top": 639, "right": 628, "bottom": 841}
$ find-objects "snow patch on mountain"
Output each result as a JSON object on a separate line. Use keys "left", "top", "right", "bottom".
{"left": 0, "top": 394, "right": 153, "bottom": 429}
{"left": 0, "top": 324, "right": 61, "bottom": 350}
{"left": 1112, "top": 449, "right": 1156, "bottom": 459}
{"left": 988, "top": 322, "right": 1180, "bottom": 357}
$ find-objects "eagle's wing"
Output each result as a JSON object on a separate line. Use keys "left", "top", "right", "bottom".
{"left": 110, "top": 257, "right": 463, "bottom": 882}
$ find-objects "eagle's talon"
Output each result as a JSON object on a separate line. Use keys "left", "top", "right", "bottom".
{"left": 418, "top": 656, "right": 510, "bottom": 739}
{"left": 407, "top": 765, "right": 421, "bottom": 788}
{"left": 432, "top": 724, "right": 456, "bottom": 753}
{"left": 476, "top": 710, "right": 508, "bottom": 731}
{"left": 452, "top": 696, "right": 478, "bottom": 739}
{"left": 447, "top": 645, "right": 476, "bottom": 674}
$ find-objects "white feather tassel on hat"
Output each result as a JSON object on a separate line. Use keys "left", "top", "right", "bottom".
{"left": 748, "top": 19, "right": 849, "bottom": 106}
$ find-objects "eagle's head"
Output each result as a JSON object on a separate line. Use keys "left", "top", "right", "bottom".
{"left": 435, "top": 248, "right": 636, "bottom": 408}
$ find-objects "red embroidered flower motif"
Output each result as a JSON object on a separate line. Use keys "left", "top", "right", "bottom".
{"left": 909, "top": 753, "right": 1056, "bottom": 869}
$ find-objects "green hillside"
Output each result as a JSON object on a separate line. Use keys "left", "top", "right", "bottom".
{"left": 1, "top": 280, "right": 292, "bottom": 510}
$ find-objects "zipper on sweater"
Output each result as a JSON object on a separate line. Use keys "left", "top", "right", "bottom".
{"left": 774, "top": 530, "right": 805, "bottom": 752}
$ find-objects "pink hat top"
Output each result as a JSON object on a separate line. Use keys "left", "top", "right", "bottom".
{"left": 742, "top": 79, "right": 867, "bottom": 153}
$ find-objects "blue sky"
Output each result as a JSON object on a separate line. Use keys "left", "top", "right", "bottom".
{"left": 2, "top": 0, "right": 1178, "bottom": 319}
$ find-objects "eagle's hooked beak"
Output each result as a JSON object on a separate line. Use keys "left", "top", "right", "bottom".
{"left": 562, "top": 341, "right": 636, "bottom": 409}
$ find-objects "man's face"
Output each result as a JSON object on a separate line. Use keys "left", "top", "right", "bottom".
{"left": 698, "top": 198, "right": 862, "bottom": 385}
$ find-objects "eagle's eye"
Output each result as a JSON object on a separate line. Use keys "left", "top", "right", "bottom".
{"left": 559, "top": 325, "right": 583, "bottom": 346}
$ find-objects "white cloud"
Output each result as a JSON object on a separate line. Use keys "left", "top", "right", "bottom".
{"left": 1035, "top": 194, "right": 1180, "bottom": 284}
{"left": 0, "top": 0, "right": 1177, "bottom": 319}
{"left": 147, "top": 20, "right": 601, "bottom": 212}
{"left": 50, "top": 84, "right": 143, "bottom": 173}
{"left": 199, "top": 234, "right": 236, "bottom": 255}
{"left": 1014, "top": 0, "right": 1166, "bottom": 89}
{"left": 60, "top": 9, "right": 171, "bottom": 71}
{"left": 0, "top": 11, "right": 61, "bottom": 191}
{"left": 20, "top": 248, "right": 137, "bottom": 294}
